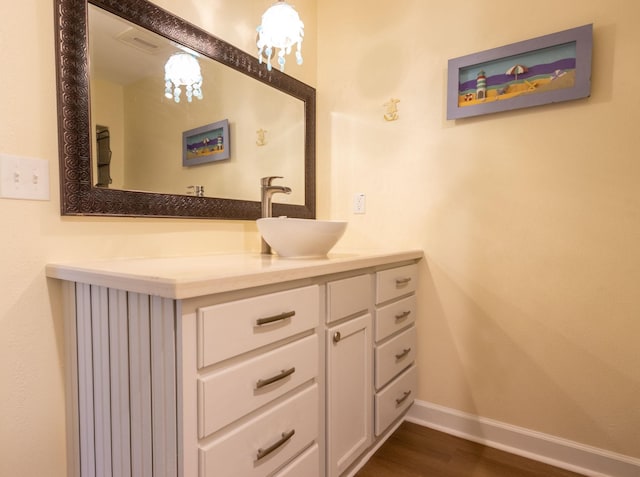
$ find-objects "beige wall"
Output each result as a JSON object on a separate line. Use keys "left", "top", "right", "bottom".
{"left": 318, "top": 0, "right": 640, "bottom": 461}
{"left": 118, "top": 65, "right": 304, "bottom": 201}
{"left": 1, "top": 0, "right": 639, "bottom": 476}
{"left": 0, "top": 1, "right": 315, "bottom": 476}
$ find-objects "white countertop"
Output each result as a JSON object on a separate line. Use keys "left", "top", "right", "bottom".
{"left": 46, "top": 250, "right": 424, "bottom": 299}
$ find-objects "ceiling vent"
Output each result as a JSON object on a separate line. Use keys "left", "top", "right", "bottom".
{"left": 116, "top": 27, "right": 164, "bottom": 54}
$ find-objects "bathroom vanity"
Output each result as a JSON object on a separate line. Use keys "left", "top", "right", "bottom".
{"left": 47, "top": 250, "right": 422, "bottom": 477}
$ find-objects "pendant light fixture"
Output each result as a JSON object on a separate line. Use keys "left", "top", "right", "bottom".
{"left": 164, "top": 53, "right": 203, "bottom": 103}
{"left": 256, "top": 0, "right": 304, "bottom": 72}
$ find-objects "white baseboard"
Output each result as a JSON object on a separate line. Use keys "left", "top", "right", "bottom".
{"left": 406, "top": 400, "right": 640, "bottom": 477}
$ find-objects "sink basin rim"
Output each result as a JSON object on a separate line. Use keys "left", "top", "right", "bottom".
{"left": 257, "top": 217, "right": 347, "bottom": 258}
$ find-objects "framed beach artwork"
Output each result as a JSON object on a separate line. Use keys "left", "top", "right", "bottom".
{"left": 447, "top": 24, "right": 592, "bottom": 119}
{"left": 182, "top": 119, "right": 230, "bottom": 166}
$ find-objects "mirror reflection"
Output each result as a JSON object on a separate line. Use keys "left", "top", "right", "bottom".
{"left": 88, "top": 5, "right": 305, "bottom": 205}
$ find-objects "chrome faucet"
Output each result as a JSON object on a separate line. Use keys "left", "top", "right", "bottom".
{"left": 260, "top": 176, "right": 292, "bottom": 254}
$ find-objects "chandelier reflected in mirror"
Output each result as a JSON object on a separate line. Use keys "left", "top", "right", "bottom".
{"left": 164, "top": 53, "right": 203, "bottom": 103}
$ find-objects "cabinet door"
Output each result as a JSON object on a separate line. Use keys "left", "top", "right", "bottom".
{"left": 274, "top": 443, "right": 320, "bottom": 477}
{"left": 326, "top": 314, "right": 372, "bottom": 477}
{"left": 375, "top": 294, "right": 416, "bottom": 342}
{"left": 326, "top": 274, "right": 371, "bottom": 324}
{"left": 376, "top": 264, "right": 418, "bottom": 305}
{"left": 197, "top": 285, "right": 319, "bottom": 367}
{"left": 374, "top": 325, "right": 417, "bottom": 390}
{"left": 198, "top": 334, "right": 318, "bottom": 438}
{"left": 375, "top": 364, "right": 417, "bottom": 436}
{"left": 199, "top": 384, "right": 318, "bottom": 477}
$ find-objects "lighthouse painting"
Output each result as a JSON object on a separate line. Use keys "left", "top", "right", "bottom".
{"left": 476, "top": 70, "right": 487, "bottom": 100}
{"left": 447, "top": 24, "right": 592, "bottom": 119}
{"left": 458, "top": 42, "right": 576, "bottom": 108}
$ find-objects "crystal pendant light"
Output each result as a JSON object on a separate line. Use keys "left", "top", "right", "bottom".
{"left": 164, "top": 53, "right": 203, "bottom": 103}
{"left": 256, "top": 0, "right": 304, "bottom": 72}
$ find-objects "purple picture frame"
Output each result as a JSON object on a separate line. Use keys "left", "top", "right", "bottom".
{"left": 447, "top": 24, "right": 592, "bottom": 120}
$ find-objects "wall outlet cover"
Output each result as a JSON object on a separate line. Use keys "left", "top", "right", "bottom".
{"left": 353, "top": 192, "right": 366, "bottom": 214}
{"left": 0, "top": 154, "right": 50, "bottom": 201}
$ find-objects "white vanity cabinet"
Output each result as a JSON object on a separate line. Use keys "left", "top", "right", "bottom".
{"left": 194, "top": 285, "right": 321, "bottom": 477}
{"left": 373, "top": 264, "right": 419, "bottom": 437}
{"left": 47, "top": 251, "right": 422, "bottom": 477}
{"left": 325, "top": 274, "right": 373, "bottom": 477}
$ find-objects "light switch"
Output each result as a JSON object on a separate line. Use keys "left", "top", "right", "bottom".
{"left": 0, "top": 154, "right": 50, "bottom": 201}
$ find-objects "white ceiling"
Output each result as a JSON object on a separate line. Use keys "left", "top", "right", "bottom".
{"left": 88, "top": 5, "right": 181, "bottom": 85}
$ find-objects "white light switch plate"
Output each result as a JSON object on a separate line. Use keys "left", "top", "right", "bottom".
{"left": 0, "top": 154, "right": 50, "bottom": 201}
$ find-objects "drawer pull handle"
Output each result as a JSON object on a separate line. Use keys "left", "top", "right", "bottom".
{"left": 395, "top": 277, "right": 412, "bottom": 287}
{"left": 395, "top": 310, "right": 411, "bottom": 321}
{"left": 333, "top": 331, "right": 341, "bottom": 343}
{"left": 256, "top": 367, "right": 296, "bottom": 389}
{"left": 255, "top": 310, "right": 295, "bottom": 326}
{"left": 395, "top": 348, "right": 411, "bottom": 360}
{"left": 395, "top": 390, "right": 412, "bottom": 405}
{"left": 256, "top": 429, "right": 296, "bottom": 461}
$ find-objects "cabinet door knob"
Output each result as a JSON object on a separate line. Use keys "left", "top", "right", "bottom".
{"left": 256, "top": 429, "right": 296, "bottom": 461}
{"left": 333, "top": 331, "right": 341, "bottom": 343}
{"left": 395, "top": 347, "right": 411, "bottom": 360}
{"left": 395, "top": 277, "right": 412, "bottom": 286}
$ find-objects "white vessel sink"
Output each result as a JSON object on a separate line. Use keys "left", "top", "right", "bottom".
{"left": 257, "top": 217, "right": 347, "bottom": 258}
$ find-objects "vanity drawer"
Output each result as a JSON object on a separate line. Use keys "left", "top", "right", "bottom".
{"left": 198, "top": 335, "right": 318, "bottom": 438}
{"left": 375, "top": 294, "right": 416, "bottom": 342}
{"left": 327, "top": 274, "right": 372, "bottom": 324}
{"left": 274, "top": 443, "right": 320, "bottom": 477}
{"left": 197, "top": 285, "right": 319, "bottom": 367}
{"left": 199, "top": 384, "right": 318, "bottom": 477}
{"left": 375, "top": 364, "right": 417, "bottom": 436}
{"left": 376, "top": 264, "right": 418, "bottom": 305}
{"left": 375, "top": 325, "right": 416, "bottom": 390}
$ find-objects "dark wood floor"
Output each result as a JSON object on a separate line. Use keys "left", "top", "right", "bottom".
{"left": 355, "top": 422, "right": 585, "bottom": 477}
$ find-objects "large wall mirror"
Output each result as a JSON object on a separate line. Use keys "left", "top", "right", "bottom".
{"left": 54, "top": 0, "right": 316, "bottom": 219}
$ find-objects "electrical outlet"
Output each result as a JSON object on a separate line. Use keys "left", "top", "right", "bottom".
{"left": 353, "top": 192, "right": 366, "bottom": 214}
{"left": 0, "top": 154, "right": 50, "bottom": 201}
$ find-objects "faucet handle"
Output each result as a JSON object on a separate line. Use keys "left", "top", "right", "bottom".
{"left": 187, "top": 185, "right": 205, "bottom": 197}
{"left": 261, "top": 176, "right": 284, "bottom": 186}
